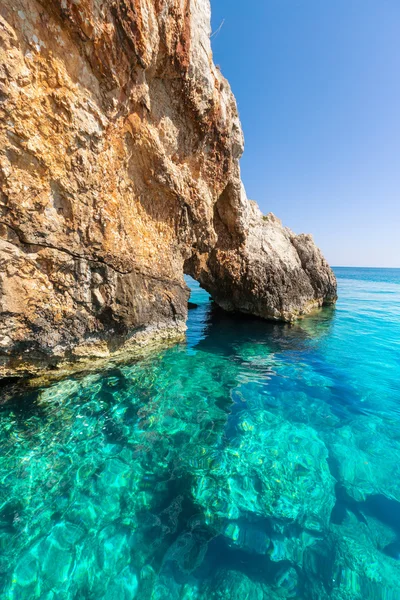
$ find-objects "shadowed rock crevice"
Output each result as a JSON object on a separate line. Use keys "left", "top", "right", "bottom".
{"left": 0, "top": 0, "right": 336, "bottom": 378}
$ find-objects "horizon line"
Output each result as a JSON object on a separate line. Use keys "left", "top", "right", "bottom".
{"left": 332, "top": 265, "right": 400, "bottom": 269}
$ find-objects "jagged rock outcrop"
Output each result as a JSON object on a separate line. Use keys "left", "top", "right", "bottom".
{"left": 0, "top": 0, "right": 337, "bottom": 378}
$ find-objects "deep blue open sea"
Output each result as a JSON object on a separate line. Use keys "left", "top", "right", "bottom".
{"left": 1, "top": 267, "right": 400, "bottom": 599}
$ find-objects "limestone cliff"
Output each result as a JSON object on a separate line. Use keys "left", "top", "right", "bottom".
{"left": 0, "top": 0, "right": 337, "bottom": 378}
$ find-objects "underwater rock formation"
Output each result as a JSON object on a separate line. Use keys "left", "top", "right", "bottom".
{"left": 0, "top": 0, "right": 337, "bottom": 377}
{"left": 192, "top": 409, "right": 336, "bottom": 562}
{"left": 2, "top": 321, "right": 400, "bottom": 600}
{"left": 328, "top": 422, "right": 400, "bottom": 504}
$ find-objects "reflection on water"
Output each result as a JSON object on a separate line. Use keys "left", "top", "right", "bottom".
{"left": 1, "top": 268, "right": 400, "bottom": 599}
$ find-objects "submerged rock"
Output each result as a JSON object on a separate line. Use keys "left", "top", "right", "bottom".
{"left": 199, "top": 568, "right": 267, "bottom": 600}
{"left": 0, "top": 0, "right": 336, "bottom": 378}
{"left": 327, "top": 512, "right": 400, "bottom": 600}
{"left": 2, "top": 335, "right": 400, "bottom": 599}
{"left": 327, "top": 419, "right": 400, "bottom": 504}
{"left": 193, "top": 411, "right": 335, "bottom": 525}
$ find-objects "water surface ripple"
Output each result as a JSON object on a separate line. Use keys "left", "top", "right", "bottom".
{"left": 1, "top": 268, "right": 400, "bottom": 599}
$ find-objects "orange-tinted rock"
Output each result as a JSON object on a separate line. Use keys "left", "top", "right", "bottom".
{"left": 0, "top": 0, "right": 336, "bottom": 378}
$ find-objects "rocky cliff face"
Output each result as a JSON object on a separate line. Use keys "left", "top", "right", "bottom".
{"left": 0, "top": 0, "right": 337, "bottom": 378}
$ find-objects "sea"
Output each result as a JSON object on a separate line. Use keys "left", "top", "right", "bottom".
{"left": 1, "top": 267, "right": 400, "bottom": 599}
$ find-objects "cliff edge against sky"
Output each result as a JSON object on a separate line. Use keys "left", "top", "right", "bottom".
{"left": 0, "top": 0, "right": 337, "bottom": 378}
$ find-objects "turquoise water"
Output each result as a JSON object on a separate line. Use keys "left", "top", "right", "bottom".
{"left": 1, "top": 267, "right": 400, "bottom": 599}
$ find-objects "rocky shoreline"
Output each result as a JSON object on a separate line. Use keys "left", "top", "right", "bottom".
{"left": 0, "top": 0, "right": 336, "bottom": 379}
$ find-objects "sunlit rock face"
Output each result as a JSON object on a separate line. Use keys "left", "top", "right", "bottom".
{"left": 0, "top": 0, "right": 336, "bottom": 377}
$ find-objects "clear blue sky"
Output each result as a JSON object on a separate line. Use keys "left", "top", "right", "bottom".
{"left": 210, "top": 1, "right": 400, "bottom": 267}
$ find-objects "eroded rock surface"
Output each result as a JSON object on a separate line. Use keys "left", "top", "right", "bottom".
{"left": 0, "top": 0, "right": 337, "bottom": 377}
